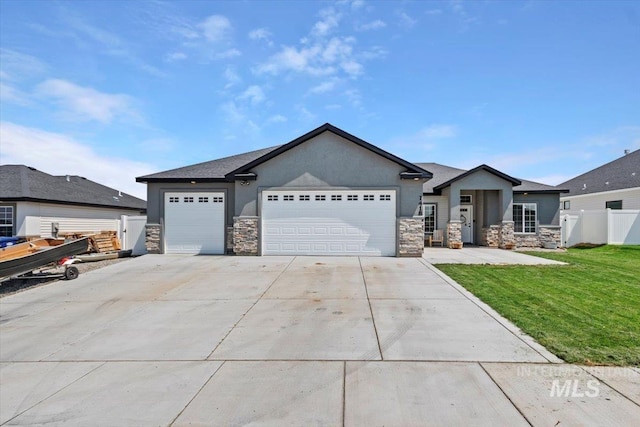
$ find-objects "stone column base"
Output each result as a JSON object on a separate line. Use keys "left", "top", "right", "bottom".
{"left": 398, "top": 217, "right": 424, "bottom": 257}
{"left": 499, "top": 221, "right": 515, "bottom": 250}
{"left": 145, "top": 223, "right": 161, "bottom": 254}
{"left": 481, "top": 225, "right": 500, "bottom": 248}
{"left": 233, "top": 217, "right": 259, "bottom": 255}
{"left": 447, "top": 221, "right": 462, "bottom": 249}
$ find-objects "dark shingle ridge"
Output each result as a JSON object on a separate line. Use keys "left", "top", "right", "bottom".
{"left": 0, "top": 165, "right": 146, "bottom": 210}
{"left": 558, "top": 149, "right": 639, "bottom": 196}
{"left": 136, "top": 145, "right": 281, "bottom": 181}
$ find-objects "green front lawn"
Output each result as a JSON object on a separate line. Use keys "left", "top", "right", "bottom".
{"left": 436, "top": 246, "right": 640, "bottom": 366}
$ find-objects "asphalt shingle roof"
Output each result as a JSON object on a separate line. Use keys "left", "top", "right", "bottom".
{"left": 558, "top": 150, "right": 640, "bottom": 196}
{"left": 136, "top": 146, "right": 281, "bottom": 181}
{"left": 0, "top": 165, "right": 147, "bottom": 210}
{"left": 415, "top": 162, "right": 564, "bottom": 194}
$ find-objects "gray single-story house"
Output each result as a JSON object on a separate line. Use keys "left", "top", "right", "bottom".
{"left": 137, "top": 123, "right": 566, "bottom": 256}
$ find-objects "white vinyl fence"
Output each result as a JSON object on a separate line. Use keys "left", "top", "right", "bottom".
{"left": 561, "top": 209, "right": 640, "bottom": 247}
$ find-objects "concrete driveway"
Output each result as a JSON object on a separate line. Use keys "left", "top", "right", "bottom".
{"left": 1, "top": 255, "right": 638, "bottom": 426}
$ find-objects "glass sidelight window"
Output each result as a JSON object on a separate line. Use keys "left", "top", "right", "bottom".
{"left": 422, "top": 203, "right": 437, "bottom": 233}
{"left": 513, "top": 203, "right": 537, "bottom": 233}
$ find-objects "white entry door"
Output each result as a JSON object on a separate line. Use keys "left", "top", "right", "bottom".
{"left": 261, "top": 190, "right": 396, "bottom": 256}
{"left": 460, "top": 206, "right": 474, "bottom": 244}
{"left": 164, "top": 192, "right": 225, "bottom": 254}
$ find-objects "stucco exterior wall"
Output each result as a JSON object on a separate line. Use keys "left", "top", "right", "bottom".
{"left": 448, "top": 170, "right": 513, "bottom": 222}
{"left": 513, "top": 192, "right": 561, "bottom": 225}
{"left": 234, "top": 131, "right": 424, "bottom": 218}
{"left": 560, "top": 188, "right": 640, "bottom": 211}
{"left": 146, "top": 182, "right": 235, "bottom": 226}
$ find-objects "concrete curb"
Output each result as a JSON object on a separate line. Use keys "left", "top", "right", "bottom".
{"left": 418, "top": 258, "right": 565, "bottom": 364}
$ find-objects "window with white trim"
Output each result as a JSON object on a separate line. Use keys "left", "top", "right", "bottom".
{"left": 460, "top": 194, "right": 472, "bottom": 204}
{"left": 184, "top": 197, "right": 194, "bottom": 203}
{"left": 0, "top": 206, "right": 14, "bottom": 237}
{"left": 283, "top": 195, "right": 294, "bottom": 201}
{"left": 212, "top": 197, "right": 224, "bottom": 203}
{"left": 379, "top": 194, "right": 391, "bottom": 201}
{"left": 198, "top": 197, "right": 209, "bottom": 203}
{"left": 267, "top": 195, "right": 278, "bottom": 201}
{"left": 422, "top": 203, "right": 437, "bottom": 233}
{"left": 299, "top": 195, "right": 310, "bottom": 201}
{"left": 169, "top": 197, "right": 179, "bottom": 203}
{"left": 331, "top": 194, "right": 342, "bottom": 201}
{"left": 315, "top": 195, "right": 326, "bottom": 201}
{"left": 363, "top": 195, "right": 375, "bottom": 201}
{"left": 513, "top": 203, "right": 537, "bottom": 233}
{"left": 347, "top": 195, "right": 358, "bottom": 201}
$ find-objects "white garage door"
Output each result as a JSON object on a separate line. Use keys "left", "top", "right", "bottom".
{"left": 164, "top": 192, "right": 225, "bottom": 254}
{"left": 262, "top": 190, "right": 396, "bottom": 256}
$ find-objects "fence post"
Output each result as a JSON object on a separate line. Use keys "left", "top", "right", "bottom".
{"left": 606, "top": 208, "right": 612, "bottom": 244}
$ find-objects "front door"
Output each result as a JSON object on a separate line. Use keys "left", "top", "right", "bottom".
{"left": 460, "top": 206, "right": 473, "bottom": 244}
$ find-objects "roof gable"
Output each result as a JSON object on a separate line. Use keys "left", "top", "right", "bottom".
{"left": 559, "top": 149, "right": 639, "bottom": 196}
{"left": 225, "top": 123, "right": 432, "bottom": 180}
{"left": 416, "top": 162, "right": 565, "bottom": 194}
{"left": 0, "top": 165, "right": 146, "bottom": 210}
{"left": 434, "top": 164, "right": 521, "bottom": 192}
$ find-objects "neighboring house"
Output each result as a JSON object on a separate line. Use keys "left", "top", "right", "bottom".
{"left": 417, "top": 163, "right": 568, "bottom": 249}
{"left": 137, "top": 123, "right": 567, "bottom": 256}
{"left": 559, "top": 149, "right": 640, "bottom": 211}
{"left": 0, "top": 165, "right": 147, "bottom": 238}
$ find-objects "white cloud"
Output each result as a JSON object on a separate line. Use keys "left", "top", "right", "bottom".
{"left": 296, "top": 104, "right": 316, "bottom": 121}
{"left": 238, "top": 85, "right": 266, "bottom": 106}
{"left": 357, "top": 19, "right": 387, "bottom": 31}
{"left": 425, "top": 9, "right": 443, "bottom": 15}
{"left": 419, "top": 124, "right": 457, "bottom": 139}
{"left": 214, "top": 48, "right": 241, "bottom": 59}
{"left": 312, "top": 8, "right": 342, "bottom": 37}
{"left": 309, "top": 79, "right": 339, "bottom": 95}
{"left": 248, "top": 27, "right": 273, "bottom": 46}
{"left": 223, "top": 66, "right": 241, "bottom": 89}
{"left": 164, "top": 51, "right": 188, "bottom": 62}
{"left": 0, "top": 49, "right": 47, "bottom": 80}
{"left": 0, "top": 82, "right": 30, "bottom": 105}
{"left": 198, "top": 15, "right": 233, "bottom": 42}
{"left": 266, "top": 114, "right": 287, "bottom": 124}
{"left": 396, "top": 10, "right": 417, "bottom": 29}
{"left": 0, "top": 122, "right": 152, "bottom": 199}
{"left": 36, "top": 79, "right": 140, "bottom": 124}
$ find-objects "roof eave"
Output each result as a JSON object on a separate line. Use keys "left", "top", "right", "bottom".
{"left": 136, "top": 177, "right": 230, "bottom": 183}
{"left": 0, "top": 197, "right": 146, "bottom": 211}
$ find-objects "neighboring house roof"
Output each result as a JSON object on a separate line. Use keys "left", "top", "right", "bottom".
{"left": 415, "top": 162, "right": 566, "bottom": 194}
{"left": 0, "top": 165, "right": 147, "bottom": 211}
{"left": 558, "top": 149, "right": 640, "bottom": 196}
{"left": 138, "top": 123, "right": 432, "bottom": 183}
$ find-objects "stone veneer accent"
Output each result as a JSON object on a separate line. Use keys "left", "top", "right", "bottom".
{"left": 398, "top": 217, "right": 424, "bottom": 257}
{"left": 481, "top": 225, "right": 500, "bottom": 248}
{"left": 447, "top": 221, "right": 462, "bottom": 249}
{"left": 499, "top": 221, "right": 515, "bottom": 250}
{"left": 145, "top": 223, "right": 161, "bottom": 254}
{"left": 514, "top": 225, "right": 562, "bottom": 248}
{"left": 540, "top": 226, "right": 561, "bottom": 248}
{"left": 233, "top": 216, "right": 259, "bottom": 255}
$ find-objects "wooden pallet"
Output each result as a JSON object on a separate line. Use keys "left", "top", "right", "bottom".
{"left": 87, "top": 232, "right": 121, "bottom": 253}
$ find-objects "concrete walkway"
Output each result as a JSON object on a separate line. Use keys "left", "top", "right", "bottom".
{"left": 423, "top": 246, "right": 566, "bottom": 265}
{"left": 1, "top": 255, "right": 637, "bottom": 426}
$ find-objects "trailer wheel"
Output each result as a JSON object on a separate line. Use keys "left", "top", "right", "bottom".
{"left": 64, "top": 266, "right": 79, "bottom": 280}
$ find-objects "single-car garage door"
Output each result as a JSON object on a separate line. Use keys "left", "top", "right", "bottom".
{"left": 164, "top": 192, "right": 225, "bottom": 254}
{"left": 262, "top": 190, "right": 396, "bottom": 256}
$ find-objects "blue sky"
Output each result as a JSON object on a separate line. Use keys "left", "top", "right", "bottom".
{"left": 1, "top": 0, "right": 639, "bottom": 199}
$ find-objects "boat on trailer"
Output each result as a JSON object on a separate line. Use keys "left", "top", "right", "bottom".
{"left": 0, "top": 237, "right": 90, "bottom": 281}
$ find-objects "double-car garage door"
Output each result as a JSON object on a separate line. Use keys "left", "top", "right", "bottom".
{"left": 163, "top": 190, "right": 397, "bottom": 256}
{"left": 262, "top": 190, "right": 396, "bottom": 256}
